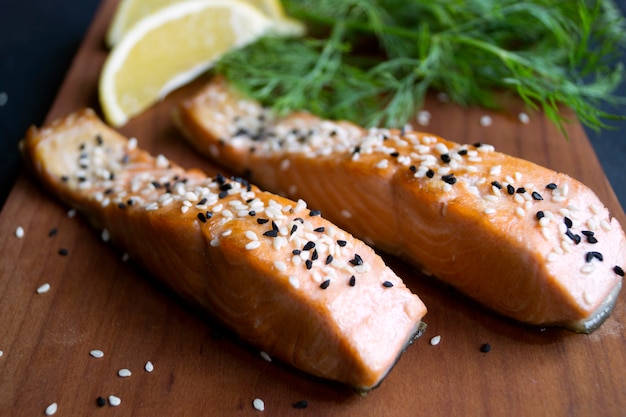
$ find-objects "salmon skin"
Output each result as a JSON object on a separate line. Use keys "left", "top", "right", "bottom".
{"left": 19, "top": 109, "right": 427, "bottom": 391}
{"left": 174, "top": 76, "right": 626, "bottom": 333}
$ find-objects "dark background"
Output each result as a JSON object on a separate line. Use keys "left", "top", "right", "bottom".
{"left": 1, "top": 0, "right": 625, "bottom": 210}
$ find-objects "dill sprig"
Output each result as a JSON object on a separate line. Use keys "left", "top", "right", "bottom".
{"left": 215, "top": 0, "right": 626, "bottom": 134}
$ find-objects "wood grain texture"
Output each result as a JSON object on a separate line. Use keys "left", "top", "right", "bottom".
{"left": 1, "top": 0, "right": 625, "bottom": 415}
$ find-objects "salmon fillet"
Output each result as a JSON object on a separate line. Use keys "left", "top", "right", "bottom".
{"left": 19, "top": 109, "right": 427, "bottom": 391}
{"left": 174, "top": 76, "right": 626, "bottom": 333}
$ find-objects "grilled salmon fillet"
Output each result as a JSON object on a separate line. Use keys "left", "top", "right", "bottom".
{"left": 174, "top": 76, "right": 625, "bottom": 333}
{"left": 19, "top": 109, "right": 427, "bottom": 391}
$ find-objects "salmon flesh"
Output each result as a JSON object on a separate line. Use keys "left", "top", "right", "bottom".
{"left": 20, "top": 109, "right": 427, "bottom": 391}
{"left": 174, "top": 77, "right": 625, "bottom": 333}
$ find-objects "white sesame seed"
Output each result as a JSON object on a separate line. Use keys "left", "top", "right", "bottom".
{"left": 273, "top": 261, "right": 287, "bottom": 272}
{"left": 288, "top": 275, "right": 300, "bottom": 289}
{"left": 515, "top": 207, "right": 525, "bottom": 217}
{"left": 518, "top": 112, "right": 530, "bottom": 124}
{"left": 15, "top": 226, "right": 24, "bottom": 238}
{"left": 118, "top": 368, "right": 132, "bottom": 378}
{"left": 514, "top": 194, "right": 525, "bottom": 204}
{"left": 539, "top": 217, "right": 551, "bottom": 227}
{"left": 429, "top": 335, "right": 441, "bottom": 346}
{"left": 552, "top": 195, "right": 567, "bottom": 203}
{"left": 0, "top": 350, "right": 3, "bottom": 357}
{"left": 434, "top": 143, "right": 448, "bottom": 155}
{"left": 260, "top": 351, "right": 272, "bottom": 362}
{"left": 547, "top": 252, "right": 558, "bottom": 262}
{"left": 180, "top": 205, "right": 190, "bottom": 214}
{"left": 601, "top": 220, "right": 611, "bottom": 232}
{"left": 101, "top": 228, "right": 110, "bottom": 242}
{"left": 484, "top": 208, "right": 497, "bottom": 215}
{"left": 156, "top": 154, "right": 169, "bottom": 168}
{"left": 127, "top": 137, "right": 138, "bottom": 150}
{"left": 89, "top": 350, "right": 104, "bottom": 358}
{"left": 45, "top": 402, "right": 58, "bottom": 416}
{"left": 376, "top": 159, "right": 389, "bottom": 169}
{"left": 37, "top": 283, "right": 51, "bottom": 294}
{"left": 417, "top": 110, "right": 431, "bottom": 126}
{"left": 67, "top": 209, "right": 77, "bottom": 218}
{"left": 245, "top": 241, "right": 261, "bottom": 250}
{"left": 479, "top": 115, "right": 492, "bottom": 126}
{"left": 253, "top": 398, "right": 265, "bottom": 411}
{"left": 280, "top": 159, "right": 290, "bottom": 171}
{"left": 108, "top": 395, "right": 121, "bottom": 407}
{"left": 581, "top": 264, "right": 595, "bottom": 274}
{"left": 443, "top": 183, "right": 452, "bottom": 192}
{"left": 145, "top": 361, "right": 154, "bottom": 373}
{"left": 245, "top": 230, "right": 258, "bottom": 241}
{"left": 541, "top": 227, "right": 551, "bottom": 240}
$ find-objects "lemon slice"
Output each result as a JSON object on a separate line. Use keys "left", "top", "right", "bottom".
{"left": 99, "top": 0, "right": 294, "bottom": 127}
{"left": 106, "top": 0, "right": 292, "bottom": 47}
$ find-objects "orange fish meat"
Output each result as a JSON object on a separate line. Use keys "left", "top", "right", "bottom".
{"left": 175, "top": 76, "right": 625, "bottom": 333}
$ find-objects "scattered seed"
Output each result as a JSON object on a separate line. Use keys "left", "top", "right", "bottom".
{"left": 48, "top": 227, "right": 58, "bottom": 237}
{"left": 58, "top": 248, "right": 69, "bottom": 256}
{"left": 15, "top": 226, "right": 24, "bottom": 238}
{"left": 480, "top": 343, "right": 491, "bottom": 353}
{"left": 480, "top": 115, "right": 493, "bottom": 126}
{"left": 145, "top": 360, "right": 154, "bottom": 372}
{"left": 108, "top": 395, "right": 121, "bottom": 407}
{"left": 252, "top": 398, "right": 265, "bottom": 411}
{"left": 45, "top": 402, "right": 58, "bottom": 416}
{"left": 349, "top": 275, "right": 356, "bottom": 287}
{"left": 382, "top": 281, "right": 394, "bottom": 288}
{"left": 96, "top": 397, "right": 106, "bottom": 407}
{"left": 118, "top": 368, "right": 132, "bottom": 378}
{"left": 259, "top": 351, "right": 272, "bottom": 362}
{"left": 36, "top": 283, "right": 51, "bottom": 294}
{"left": 67, "top": 209, "right": 77, "bottom": 218}
{"left": 429, "top": 335, "right": 441, "bottom": 346}
{"left": 614, "top": 266, "right": 625, "bottom": 277}
{"left": 89, "top": 350, "right": 104, "bottom": 359}
{"left": 293, "top": 400, "right": 309, "bottom": 409}
{"left": 518, "top": 112, "right": 530, "bottom": 124}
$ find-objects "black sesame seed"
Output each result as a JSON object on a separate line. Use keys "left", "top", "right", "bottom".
{"left": 409, "top": 165, "right": 417, "bottom": 173}
{"left": 79, "top": 143, "right": 86, "bottom": 151}
{"left": 218, "top": 190, "right": 229, "bottom": 199}
{"left": 349, "top": 254, "right": 363, "bottom": 266}
{"left": 390, "top": 151, "right": 400, "bottom": 158}
{"left": 303, "top": 241, "right": 316, "bottom": 251}
{"left": 121, "top": 154, "right": 130, "bottom": 164}
{"left": 215, "top": 173, "right": 226, "bottom": 184}
{"left": 96, "top": 397, "right": 106, "bottom": 407}
{"left": 118, "top": 202, "right": 126, "bottom": 209}
{"left": 292, "top": 249, "right": 301, "bottom": 255}
{"left": 290, "top": 224, "right": 298, "bottom": 236}
{"left": 219, "top": 183, "right": 232, "bottom": 192}
{"left": 293, "top": 400, "right": 308, "bottom": 409}
{"left": 581, "top": 230, "right": 594, "bottom": 237}
{"left": 206, "top": 211, "right": 213, "bottom": 220}
{"left": 349, "top": 275, "right": 356, "bottom": 287}
{"left": 536, "top": 211, "right": 545, "bottom": 220}
{"left": 614, "top": 266, "right": 625, "bottom": 277}
{"left": 565, "top": 230, "right": 581, "bottom": 244}
{"left": 458, "top": 149, "right": 468, "bottom": 156}
{"left": 480, "top": 343, "right": 491, "bottom": 353}
{"left": 248, "top": 210, "right": 256, "bottom": 217}
{"left": 426, "top": 169, "right": 435, "bottom": 179}
{"left": 442, "top": 174, "right": 456, "bottom": 185}
{"left": 198, "top": 197, "right": 208, "bottom": 205}
{"left": 152, "top": 181, "right": 162, "bottom": 189}
{"left": 257, "top": 218, "right": 269, "bottom": 225}
{"left": 516, "top": 187, "right": 526, "bottom": 194}
{"left": 61, "top": 175, "right": 69, "bottom": 182}
{"left": 564, "top": 217, "right": 573, "bottom": 228}
{"left": 329, "top": 130, "right": 337, "bottom": 137}
{"left": 305, "top": 259, "right": 313, "bottom": 270}
{"left": 326, "top": 255, "right": 333, "bottom": 265}
{"left": 474, "top": 142, "right": 483, "bottom": 147}
{"left": 491, "top": 181, "right": 502, "bottom": 189}
{"left": 127, "top": 199, "right": 134, "bottom": 206}
{"left": 546, "top": 183, "right": 557, "bottom": 189}
{"left": 311, "top": 249, "right": 319, "bottom": 261}
{"left": 263, "top": 230, "right": 278, "bottom": 237}
{"left": 314, "top": 227, "right": 325, "bottom": 233}
{"left": 271, "top": 221, "right": 279, "bottom": 232}
{"left": 309, "top": 209, "right": 321, "bottom": 216}
{"left": 382, "top": 281, "right": 394, "bottom": 288}
{"left": 506, "top": 184, "right": 515, "bottom": 195}
{"left": 440, "top": 153, "right": 451, "bottom": 163}
{"left": 531, "top": 191, "right": 543, "bottom": 201}
{"left": 48, "top": 227, "right": 58, "bottom": 237}
{"left": 197, "top": 212, "right": 206, "bottom": 223}
{"left": 320, "top": 279, "right": 331, "bottom": 289}
{"left": 587, "top": 236, "right": 598, "bottom": 244}
{"left": 104, "top": 188, "right": 113, "bottom": 195}
{"left": 585, "top": 251, "right": 604, "bottom": 262}
{"left": 352, "top": 145, "right": 361, "bottom": 155}
{"left": 58, "top": 248, "right": 69, "bottom": 256}
{"left": 337, "top": 240, "right": 347, "bottom": 247}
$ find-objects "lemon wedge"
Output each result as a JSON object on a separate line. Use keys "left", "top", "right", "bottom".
{"left": 105, "top": 0, "right": 293, "bottom": 47}
{"left": 99, "top": 0, "right": 300, "bottom": 127}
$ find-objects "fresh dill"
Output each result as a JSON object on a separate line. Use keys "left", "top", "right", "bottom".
{"left": 215, "top": 0, "right": 626, "bottom": 134}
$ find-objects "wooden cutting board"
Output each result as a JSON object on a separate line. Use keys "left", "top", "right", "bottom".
{"left": 1, "top": 0, "right": 625, "bottom": 415}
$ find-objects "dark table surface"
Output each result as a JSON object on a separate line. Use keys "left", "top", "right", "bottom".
{"left": 1, "top": 0, "right": 625, "bottom": 212}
